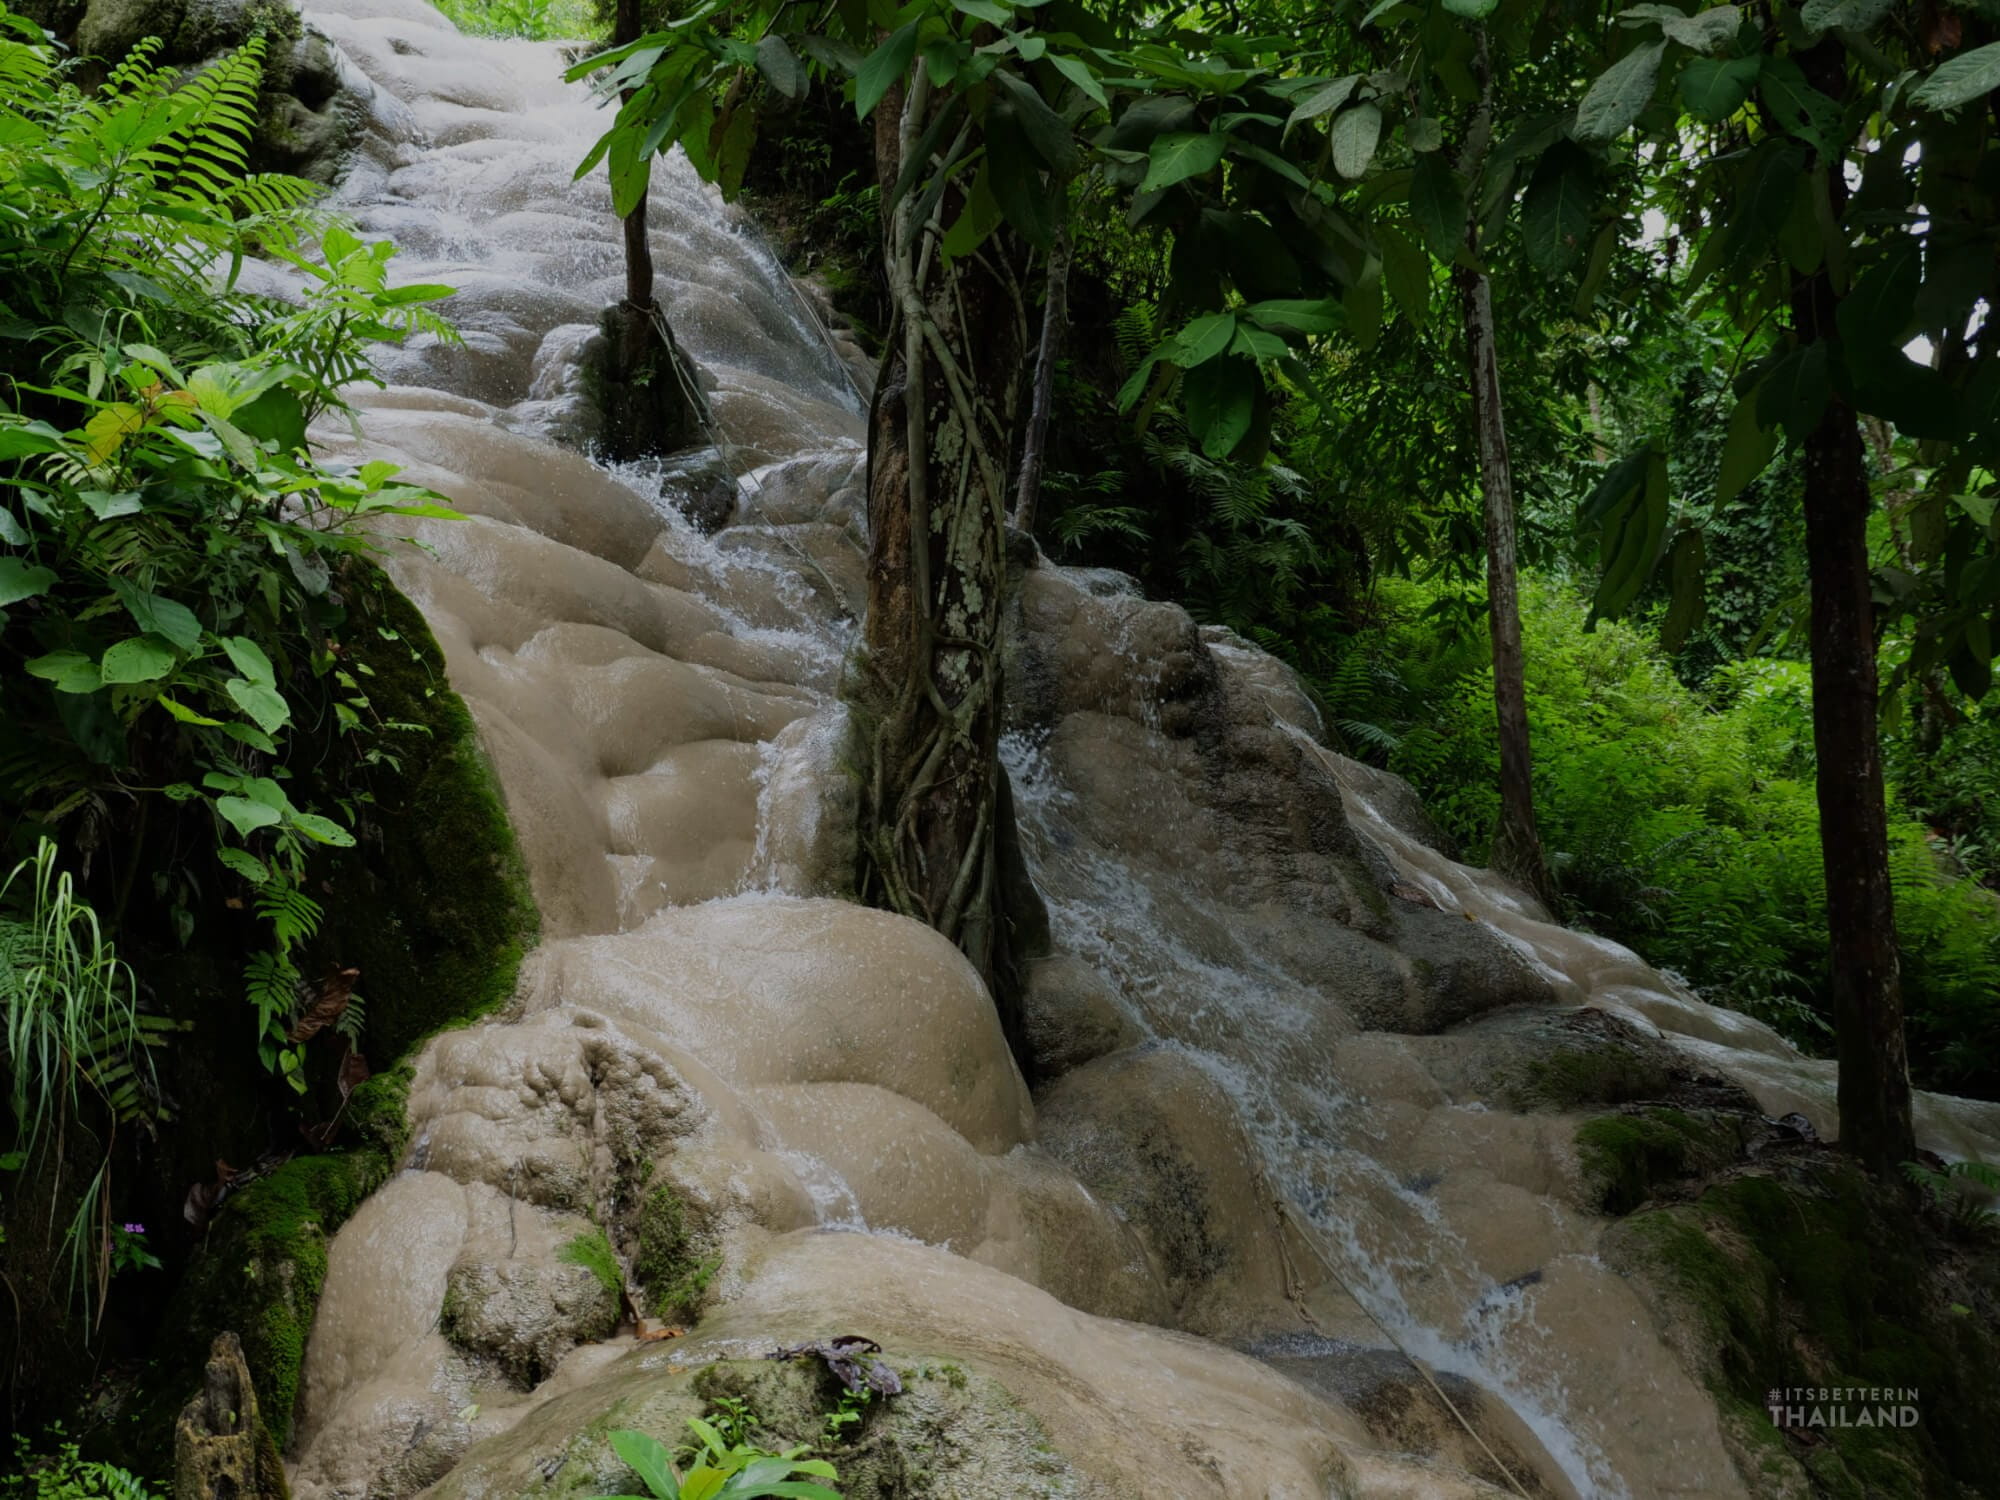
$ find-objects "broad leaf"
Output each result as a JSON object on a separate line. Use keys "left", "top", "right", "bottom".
{"left": 222, "top": 635, "right": 277, "bottom": 687}
{"left": 1758, "top": 342, "right": 1832, "bottom": 442}
{"left": 26, "top": 650, "right": 100, "bottom": 694}
{"left": 755, "top": 33, "right": 808, "bottom": 99}
{"left": 1285, "top": 75, "right": 1358, "bottom": 137}
{"left": 1244, "top": 299, "right": 1344, "bottom": 335}
{"left": 1911, "top": 41, "right": 2000, "bottom": 114}
{"left": 1716, "top": 390, "right": 1778, "bottom": 503}
{"left": 1408, "top": 155, "right": 1465, "bottom": 259}
{"left": 1048, "top": 55, "right": 1107, "bottom": 108}
{"left": 1141, "top": 131, "right": 1225, "bottom": 192}
{"left": 215, "top": 796, "right": 283, "bottom": 837}
{"left": 1759, "top": 56, "right": 1841, "bottom": 154}
{"left": 1521, "top": 142, "right": 1594, "bottom": 272}
{"left": 1835, "top": 237, "right": 1922, "bottom": 355}
{"left": 0, "top": 555, "right": 55, "bottom": 606}
{"left": 987, "top": 105, "right": 1056, "bottom": 247}
{"left": 609, "top": 1430, "right": 680, "bottom": 1500}
{"left": 1183, "top": 355, "right": 1258, "bottom": 458}
{"left": 226, "top": 678, "right": 291, "bottom": 736}
{"left": 1443, "top": 0, "right": 1498, "bottom": 14}
{"left": 289, "top": 812, "right": 356, "bottom": 847}
{"left": 994, "top": 71, "right": 1077, "bottom": 176}
{"left": 1659, "top": 528, "right": 1708, "bottom": 654}
{"left": 1660, "top": 6, "right": 1740, "bottom": 53}
{"left": 1174, "top": 313, "right": 1238, "bottom": 365}
{"left": 1576, "top": 40, "right": 1666, "bottom": 141}
{"left": 1799, "top": 0, "right": 1892, "bottom": 29}
{"left": 112, "top": 579, "right": 201, "bottom": 650}
{"left": 99, "top": 635, "right": 177, "bottom": 684}
{"left": 1330, "top": 103, "right": 1383, "bottom": 180}
{"left": 1679, "top": 54, "right": 1759, "bottom": 119}
{"left": 854, "top": 22, "right": 918, "bottom": 120}
{"left": 1377, "top": 222, "right": 1430, "bottom": 328}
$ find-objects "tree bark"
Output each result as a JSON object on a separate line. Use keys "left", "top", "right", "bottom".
{"left": 1799, "top": 395, "right": 1915, "bottom": 1174}
{"left": 1457, "top": 263, "right": 1555, "bottom": 911}
{"left": 1011, "top": 223, "right": 1070, "bottom": 537}
{"left": 1786, "top": 37, "right": 1915, "bottom": 1177}
{"left": 596, "top": 0, "right": 698, "bottom": 463}
{"left": 854, "top": 76, "right": 1042, "bottom": 1058}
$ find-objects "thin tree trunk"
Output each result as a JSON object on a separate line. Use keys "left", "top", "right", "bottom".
{"left": 1011, "top": 223, "right": 1069, "bottom": 536}
{"left": 1799, "top": 395, "right": 1915, "bottom": 1174}
{"left": 1457, "top": 264, "right": 1555, "bottom": 910}
{"left": 1787, "top": 37, "right": 1915, "bottom": 1177}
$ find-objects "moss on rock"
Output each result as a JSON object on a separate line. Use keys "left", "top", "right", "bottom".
{"left": 129, "top": 570, "right": 537, "bottom": 1463}
{"left": 633, "top": 1183, "right": 718, "bottom": 1322}
{"left": 1575, "top": 1106, "right": 1742, "bottom": 1214}
{"left": 1605, "top": 1156, "right": 2000, "bottom": 1498}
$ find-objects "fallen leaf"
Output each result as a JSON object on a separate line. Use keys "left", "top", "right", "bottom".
{"left": 289, "top": 966, "right": 361, "bottom": 1042}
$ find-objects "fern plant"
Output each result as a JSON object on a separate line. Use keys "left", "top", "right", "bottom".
{"left": 1902, "top": 1158, "right": 2000, "bottom": 1234}
{"left": 0, "top": 6, "right": 461, "bottom": 1090}
{"left": 0, "top": 841, "right": 172, "bottom": 1324}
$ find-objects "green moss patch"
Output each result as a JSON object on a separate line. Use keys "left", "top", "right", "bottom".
{"left": 127, "top": 571, "right": 537, "bottom": 1465}
{"left": 1608, "top": 1157, "right": 2000, "bottom": 1498}
{"left": 633, "top": 1184, "right": 719, "bottom": 1322}
{"left": 1575, "top": 1106, "right": 1741, "bottom": 1214}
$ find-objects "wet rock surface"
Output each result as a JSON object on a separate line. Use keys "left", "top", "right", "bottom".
{"left": 279, "top": 6, "right": 2000, "bottom": 1498}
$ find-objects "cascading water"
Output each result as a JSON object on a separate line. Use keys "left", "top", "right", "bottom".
{"left": 274, "top": 7, "right": 2000, "bottom": 1499}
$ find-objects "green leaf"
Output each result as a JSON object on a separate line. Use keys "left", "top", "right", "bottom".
{"left": 941, "top": 164, "right": 1003, "bottom": 260}
{"left": 1343, "top": 266, "right": 1383, "bottom": 350}
{"left": 1679, "top": 54, "right": 1760, "bottom": 119}
{"left": 1799, "top": 0, "right": 1892, "bottom": 29}
{"left": 226, "top": 678, "right": 291, "bottom": 736}
{"left": 1244, "top": 298, "right": 1344, "bottom": 334}
{"left": 1141, "top": 131, "right": 1225, "bottom": 192}
{"left": 157, "top": 695, "right": 224, "bottom": 727}
{"left": 855, "top": 22, "right": 919, "bottom": 120}
{"left": 1760, "top": 56, "right": 1841, "bottom": 154}
{"left": 1174, "top": 313, "right": 1238, "bottom": 365}
{"left": 1853, "top": 355, "right": 1960, "bottom": 440}
{"left": 0, "top": 420, "right": 66, "bottom": 461}
{"left": 1284, "top": 75, "right": 1358, "bottom": 138}
{"left": 1443, "top": 0, "right": 1498, "bottom": 15}
{"left": 111, "top": 579, "right": 201, "bottom": 650}
{"left": 1658, "top": 528, "right": 1708, "bottom": 654}
{"left": 1048, "top": 54, "right": 1107, "bottom": 108}
{"left": 218, "top": 848, "right": 269, "bottom": 883}
{"left": 987, "top": 105, "right": 1056, "bottom": 248}
{"left": 1183, "top": 355, "right": 1258, "bottom": 459}
{"left": 1659, "top": 5, "right": 1741, "bottom": 53}
{"left": 755, "top": 33, "right": 808, "bottom": 98}
{"left": 221, "top": 635, "right": 276, "bottom": 687}
{"left": 1522, "top": 142, "right": 1595, "bottom": 272}
{"left": 78, "top": 489, "right": 143, "bottom": 520}
{"left": 1911, "top": 41, "right": 2000, "bottom": 114}
{"left": 215, "top": 796, "right": 282, "bottom": 838}
{"left": 26, "top": 650, "right": 100, "bottom": 694}
{"left": 0, "top": 555, "right": 55, "bottom": 606}
{"left": 1590, "top": 447, "right": 1670, "bottom": 624}
{"left": 1576, "top": 39, "right": 1666, "bottom": 141}
{"left": 1758, "top": 342, "right": 1832, "bottom": 442}
{"left": 1408, "top": 155, "right": 1465, "bottom": 259}
{"left": 234, "top": 387, "right": 307, "bottom": 453}
{"left": 609, "top": 1430, "right": 680, "bottom": 1500}
{"left": 950, "top": 0, "right": 1010, "bottom": 19}
{"left": 99, "top": 635, "right": 177, "bottom": 684}
{"left": 289, "top": 812, "right": 356, "bottom": 847}
{"left": 1716, "top": 389, "right": 1778, "bottom": 503}
{"left": 1579, "top": 447, "right": 1650, "bottom": 525}
{"left": 1330, "top": 103, "right": 1383, "bottom": 180}
{"left": 1378, "top": 222, "right": 1430, "bottom": 328}
{"left": 1835, "top": 237, "right": 1922, "bottom": 355}
{"left": 994, "top": 70, "right": 1078, "bottom": 175}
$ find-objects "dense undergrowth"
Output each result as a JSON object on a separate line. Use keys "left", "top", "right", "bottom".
{"left": 0, "top": 2, "right": 535, "bottom": 1471}
{"left": 1309, "top": 576, "right": 2000, "bottom": 1096}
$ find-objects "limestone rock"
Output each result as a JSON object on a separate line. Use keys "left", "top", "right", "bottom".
{"left": 174, "top": 1332, "right": 288, "bottom": 1500}
{"left": 1020, "top": 953, "right": 1142, "bottom": 1080}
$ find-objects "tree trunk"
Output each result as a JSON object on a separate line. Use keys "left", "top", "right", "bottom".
{"left": 596, "top": 0, "right": 698, "bottom": 463}
{"left": 1011, "top": 223, "right": 1069, "bottom": 537}
{"left": 853, "top": 76, "right": 1042, "bottom": 1057}
{"left": 1457, "top": 263, "right": 1555, "bottom": 911}
{"left": 1787, "top": 39, "right": 1915, "bottom": 1177}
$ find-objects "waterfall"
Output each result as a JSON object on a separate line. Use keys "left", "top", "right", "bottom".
{"left": 276, "top": 7, "right": 2000, "bottom": 1499}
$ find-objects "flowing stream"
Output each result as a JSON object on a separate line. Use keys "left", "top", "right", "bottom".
{"left": 275, "top": 8, "right": 2000, "bottom": 1498}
